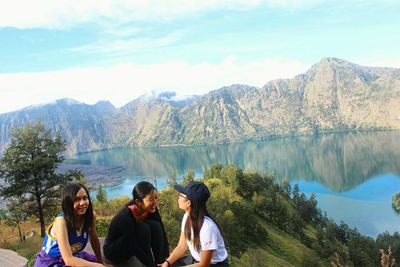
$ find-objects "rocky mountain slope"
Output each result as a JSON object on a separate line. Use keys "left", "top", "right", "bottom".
{"left": 1, "top": 58, "right": 399, "bottom": 154}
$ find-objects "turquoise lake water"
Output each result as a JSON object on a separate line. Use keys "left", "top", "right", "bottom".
{"left": 72, "top": 131, "right": 400, "bottom": 237}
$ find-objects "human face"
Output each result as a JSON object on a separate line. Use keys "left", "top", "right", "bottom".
{"left": 73, "top": 188, "right": 89, "bottom": 216}
{"left": 178, "top": 193, "right": 191, "bottom": 211}
{"left": 140, "top": 190, "right": 158, "bottom": 213}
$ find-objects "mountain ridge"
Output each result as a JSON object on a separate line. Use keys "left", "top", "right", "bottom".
{"left": 1, "top": 57, "right": 399, "bottom": 154}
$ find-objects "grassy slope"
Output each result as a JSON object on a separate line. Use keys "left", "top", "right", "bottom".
{"left": 231, "top": 218, "right": 326, "bottom": 266}
{"left": 0, "top": 221, "right": 41, "bottom": 261}
{"left": 2, "top": 180, "right": 328, "bottom": 267}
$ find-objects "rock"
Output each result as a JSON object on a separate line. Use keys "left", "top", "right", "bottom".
{"left": 0, "top": 248, "right": 28, "bottom": 267}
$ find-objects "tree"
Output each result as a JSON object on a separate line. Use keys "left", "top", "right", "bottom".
{"left": 0, "top": 122, "right": 82, "bottom": 237}
{"left": 0, "top": 209, "right": 7, "bottom": 225}
{"left": 392, "top": 192, "right": 400, "bottom": 214}
{"left": 5, "top": 197, "right": 27, "bottom": 242}
{"left": 281, "top": 178, "right": 292, "bottom": 197}
{"left": 220, "top": 164, "right": 243, "bottom": 192}
{"left": 96, "top": 185, "right": 108, "bottom": 203}
{"left": 167, "top": 171, "right": 178, "bottom": 187}
{"left": 182, "top": 170, "right": 195, "bottom": 185}
{"left": 72, "top": 174, "right": 91, "bottom": 190}
{"left": 203, "top": 163, "right": 222, "bottom": 179}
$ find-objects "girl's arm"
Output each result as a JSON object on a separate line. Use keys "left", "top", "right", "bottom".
{"left": 89, "top": 212, "right": 103, "bottom": 263}
{"left": 158, "top": 231, "right": 188, "bottom": 267}
{"left": 53, "top": 217, "right": 105, "bottom": 267}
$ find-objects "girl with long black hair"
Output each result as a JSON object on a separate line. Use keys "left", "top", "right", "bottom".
{"left": 34, "top": 183, "right": 104, "bottom": 267}
{"left": 160, "top": 181, "right": 229, "bottom": 267}
{"left": 103, "top": 181, "right": 169, "bottom": 267}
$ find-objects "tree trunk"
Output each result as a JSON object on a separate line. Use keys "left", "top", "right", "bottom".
{"left": 16, "top": 220, "right": 23, "bottom": 242}
{"left": 36, "top": 196, "right": 46, "bottom": 237}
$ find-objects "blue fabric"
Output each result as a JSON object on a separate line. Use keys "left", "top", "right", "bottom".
{"left": 41, "top": 214, "right": 90, "bottom": 258}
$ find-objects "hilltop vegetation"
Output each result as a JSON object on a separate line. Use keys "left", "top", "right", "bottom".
{"left": 2, "top": 163, "right": 400, "bottom": 266}
{"left": 94, "top": 164, "right": 400, "bottom": 266}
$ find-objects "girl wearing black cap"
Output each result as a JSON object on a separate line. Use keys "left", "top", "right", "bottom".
{"left": 160, "top": 181, "right": 229, "bottom": 267}
{"left": 103, "top": 181, "right": 169, "bottom": 267}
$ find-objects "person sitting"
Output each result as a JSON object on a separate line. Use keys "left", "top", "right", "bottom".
{"left": 34, "top": 183, "right": 105, "bottom": 267}
{"left": 103, "top": 181, "right": 169, "bottom": 267}
{"left": 160, "top": 181, "right": 229, "bottom": 267}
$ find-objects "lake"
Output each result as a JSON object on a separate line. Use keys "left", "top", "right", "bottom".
{"left": 71, "top": 131, "right": 400, "bottom": 237}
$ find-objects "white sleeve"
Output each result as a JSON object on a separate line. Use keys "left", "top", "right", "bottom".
{"left": 200, "top": 220, "right": 218, "bottom": 250}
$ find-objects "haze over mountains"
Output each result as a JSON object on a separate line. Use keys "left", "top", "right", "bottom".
{"left": 1, "top": 57, "right": 399, "bottom": 155}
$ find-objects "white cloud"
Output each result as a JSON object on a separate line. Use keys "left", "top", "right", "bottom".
{"left": 69, "top": 30, "right": 185, "bottom": 54}
{"left": 0, "top": 0, "right": 321, "bottom": 29}
{"left": 0, "top": 57, "right": 309, "bottom": 114}
{"left": 356, "top": 58, "right": 400, "bottom": 69}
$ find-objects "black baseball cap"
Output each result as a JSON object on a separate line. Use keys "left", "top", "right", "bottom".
{"left": 174, "top": 181, "right": 210, "bottom": 203}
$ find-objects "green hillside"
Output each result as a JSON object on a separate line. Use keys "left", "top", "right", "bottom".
{"left": 2, "top": 163, "right": 400, "bottom": 266}
{"left": 155, "top": 164, "right": 399, "bottom": 266}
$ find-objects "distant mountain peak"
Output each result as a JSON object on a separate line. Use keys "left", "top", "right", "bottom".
{"left": 94, "top": 100, "right": 114, "bottom": 107}
{"left": 158, "top": 91, "right": 177, "bottom": 100}
{"left": 319, "top": 57, "right": 349, "bottom": 64}
{"left": 209, "top": 84, "right": 255, "bottom": 96}
{"left": 20, "top": 98, "right": 82, "bottom": 112}
{"left": 56, "top": 98, "right": 83, "bottom": 105}
{"left": 311, "top": 57, "right": 355, "bottom": 70}
{"left": 1, "top": 57, "right": 399, "bottom": 155}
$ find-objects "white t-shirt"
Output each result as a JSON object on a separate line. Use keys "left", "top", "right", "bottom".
{"left": 181, "top": 213, "right": 228, "bottom": 263}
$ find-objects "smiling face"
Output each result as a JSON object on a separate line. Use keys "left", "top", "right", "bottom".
{"left": 138, "top": 190, "right": 158, "bottom": 214}
{"left": 73, "top": 188, "right": 90, "bottom": 217}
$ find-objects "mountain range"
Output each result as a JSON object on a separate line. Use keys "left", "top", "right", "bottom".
{"left": 1, "top": 57, "right": 399, "bottom": 155}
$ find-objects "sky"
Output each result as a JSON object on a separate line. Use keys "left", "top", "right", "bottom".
{"left": 0, "top": 0, "right": 399, "bottom": 114}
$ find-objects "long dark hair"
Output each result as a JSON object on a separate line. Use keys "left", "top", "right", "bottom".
{"left": 61, "top": 183, "right": 93, "bottom": 234}
{"left": 184, "top": 199, "right": 221, "bottom": 251}
{"left": 127, "top": 181, "right": 157, "bottom": 206}
{"left": 127, "top": 181, "right": 170, "bottom": 261}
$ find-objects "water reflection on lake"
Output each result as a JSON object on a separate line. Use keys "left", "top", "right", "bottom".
{"left": 72, "top": 131, "right": 400, "bottom": 236}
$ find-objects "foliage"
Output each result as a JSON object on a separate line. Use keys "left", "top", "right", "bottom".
{"left": 299, "top": 253, "right": 323, "bottom": 267}
{"left": 392, "top": 192, "right": 400, "bottom": 214}
{"left": 182, "top": 170, "right": 195, "bottom": 185}
{"left": 376, "top": 231, "right": 400, "bottom": 264}
{"left": 347, "top": 233, "right": 377, "bottom": 267}
{"left": 0, "top": 209, "right": 7, "bottom": 225}
{"left": 96, "top": 217, "right": 111, "bottom": 237}
{"left": 96, "top": 185, "right": 108, "bottom": 203}
{"left": 6, "top": 197, "right": 28, "bottom": 242}
{"left": 219, "top": 164, "right": 243, "bottom": 193}
{"left": 166, "top": 171, "right": 178, "bottom": 187}
{"left": 0, "top": 122, "right": 82, "bottom": 237}
{"left": 203, "top": 163, "right": 222, "bottom": 179}
{"left": 3, "top": 162, "right": 400, "bottom": 266}
{"left": 93, "top": 195, "right": 130, "bottom": 217}
{"left": 72, "top": 175, "right": 92, "bottom": 190}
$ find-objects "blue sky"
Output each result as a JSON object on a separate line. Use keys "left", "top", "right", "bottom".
{"left": 0, "top": 0, "right": 399, "bottom": 114}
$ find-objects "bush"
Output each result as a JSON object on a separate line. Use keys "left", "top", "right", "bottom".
{"left": 93, "top": 195, "right": 130, "bottom": 217}
{"left": 96, "top": 218, "right": 111, "bottom": 237}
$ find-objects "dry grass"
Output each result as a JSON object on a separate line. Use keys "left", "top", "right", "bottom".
{"left": 0, "top": 221, "right": 39, "bottom": 245}
{"left": 0, "top": 221, "right": 41, "bottom": 260}
{"left": 331, "top": 252, "right": 346, "bottom": 267}
{"left": 380, "top": 246, "right": 396, "bottom": 267}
